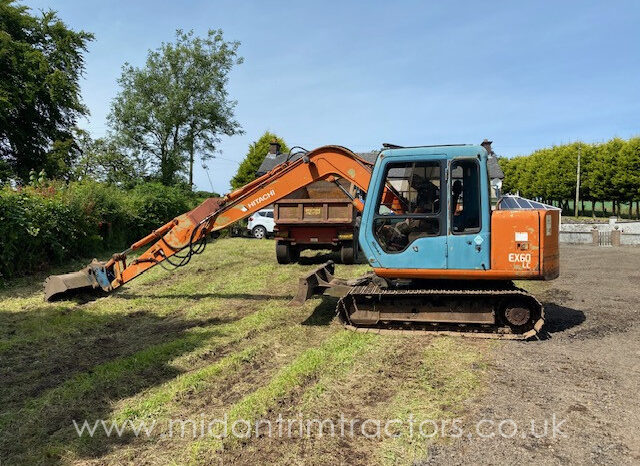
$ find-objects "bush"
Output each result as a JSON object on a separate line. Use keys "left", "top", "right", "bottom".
{"left": 126, "top": 183, "right": 198, "bottom": 239}
{"left": 0, "top": 182, "right": 204, "bottom": 280}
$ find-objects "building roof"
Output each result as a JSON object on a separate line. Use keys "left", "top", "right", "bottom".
{"left": 487, "top": 156, "right": 504, "bottom": 180}
{"left": 256, "top": 150, "right": 378, "bottom": 176}
{"left": 255, "top": 147, "right": 504, "bottom": 180}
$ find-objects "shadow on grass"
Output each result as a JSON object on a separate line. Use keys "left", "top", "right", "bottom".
{"left": 45, "top": 287, "right": 112, "bottom": 304}
{"left": 301, "top": 297, "right": 338, "bottom": 326}
{"left": 0, "top": 306, "right": 235, "bottom": 464}
{"left": 115, "top": 291, "right": 291, "bottom": 301}
{"left": 297, "top": 250, "right": 368, "bottom": 266}
{"left": 297, "top": 251, "right": 336, "bottom": 265}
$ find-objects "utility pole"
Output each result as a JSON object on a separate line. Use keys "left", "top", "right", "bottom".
{"left": 574, "top": 145, "right": 581, "bottom": 217}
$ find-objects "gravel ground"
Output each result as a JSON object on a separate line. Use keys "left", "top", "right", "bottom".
{"left": 424, "top": 245, "right": 640, "bottom": 465}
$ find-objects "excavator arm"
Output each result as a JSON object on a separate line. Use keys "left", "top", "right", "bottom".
{"left": 44, "top": 146, "right": 373, "bottom": 301}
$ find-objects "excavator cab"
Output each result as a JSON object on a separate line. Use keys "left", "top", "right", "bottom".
{"left": 359, "top": 144, "right": 492, "bottom": 271}
{"left": 355, "top": 143, "right": 559, "bottom": 282}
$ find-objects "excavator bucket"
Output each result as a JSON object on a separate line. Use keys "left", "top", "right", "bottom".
{"left": 44, "top": 260, "right": 110, "bottom": 301}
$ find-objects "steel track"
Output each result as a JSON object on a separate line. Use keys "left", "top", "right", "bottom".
{"left": 336, "top": 283, "right": 544, "bottom": 340}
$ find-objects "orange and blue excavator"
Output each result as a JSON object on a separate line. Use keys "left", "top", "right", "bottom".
{"left": 45, "top": 141, "right": 559, "bottom": 339}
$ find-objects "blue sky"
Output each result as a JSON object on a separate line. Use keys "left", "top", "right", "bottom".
{"left": 24, "top": 0, "right": 640, "bottom": 193}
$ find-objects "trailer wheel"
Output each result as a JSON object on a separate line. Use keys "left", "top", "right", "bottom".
{"left": 340, "top": 243, "right": 355, "bottom": 264}
{"left": 276, "top": 241, "right": 294, "bottom": 264}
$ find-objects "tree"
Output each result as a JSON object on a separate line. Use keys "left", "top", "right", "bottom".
{"left": 74, "top": 134, "right": 146, "bottom": 187}
{"left": 231, "top": 132, "right": 289, "bottom": 189}
{"left": 109, "top": 29, "right": 242, "bottom": 186}
{"left": 498, "top": 137, "right": 640, "bottom": 217}
{"left": 587, "top": 139, "right": 621, "bottom": 215}
{"left": 615, "top": 138, "right": 640, "bottom": 218}
{"left": 498, "top": 156, "right": 517, "bottom": 194}
{"left": 0, "top": 0, "right": 93, "bottom": 181}
{"left": 575, "top": 142, "right": 597, "bottom": 216}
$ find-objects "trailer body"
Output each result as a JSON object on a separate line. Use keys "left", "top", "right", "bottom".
{"left": 274, "top": 197, "right": 357, "bottom": 263}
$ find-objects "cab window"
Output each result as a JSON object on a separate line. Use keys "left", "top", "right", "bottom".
{"left": 450, "top": 159, "right": 481, "bottom": 233}
{"left": 373, "top": 161, "right": 443, "bottom": 252}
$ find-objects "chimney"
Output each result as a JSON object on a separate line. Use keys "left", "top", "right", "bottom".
{"left": 268, "top": 139, "right": 281, "bottom": 156}
{"left": 481, "top": 139, "right": 494, "bottom": 155}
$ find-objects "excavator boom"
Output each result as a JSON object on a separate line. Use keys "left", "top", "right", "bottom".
{"left": 44, "top": 146, "right": 373, "bottom": 301}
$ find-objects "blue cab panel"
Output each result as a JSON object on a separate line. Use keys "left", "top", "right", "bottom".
{"left": 359, "top": 144, "right": 491, "bottom": 271}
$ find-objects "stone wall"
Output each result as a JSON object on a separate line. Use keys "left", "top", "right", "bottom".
{"left": 560, "top": 218, "right": 640, "bottom": 245}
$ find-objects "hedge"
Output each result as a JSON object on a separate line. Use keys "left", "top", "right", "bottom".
{"left": 0, "top": 182, "right": 204, "bottom": 280}
{"left": 498, "top": 137, "right": 640, "bottom": 217}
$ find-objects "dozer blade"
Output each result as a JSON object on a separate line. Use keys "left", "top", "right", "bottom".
{"left": 292, "top": 261, "right": 337, "bottom": 304}
{"left": 44, "top": 260, "right": 111, "bottom": 301}
{"left": 291, "top": 261, "right": 366, "bottom": 305}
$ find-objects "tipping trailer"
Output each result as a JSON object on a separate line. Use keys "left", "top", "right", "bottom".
{"left": 274, "top": 185, "right": 359, "bottom": 264}
{"left": 45, "top": 142, "right": 559, "bottom": 339}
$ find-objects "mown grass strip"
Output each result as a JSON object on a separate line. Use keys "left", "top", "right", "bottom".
{"left": 0, "top": 305, "right": 123, "bottom": 356}
{"left": 379, "top": 337, "right": 487, "bottom": 465}
{"left": 189, "top": 330, "right": 376, "bottom": 462}
{"left": 0, "top": 299, "right": 299, "bottom": 451}
{"left": 116, "top": 346, "right": 259, "bottom": 422}
{"left": 112, "top": 318, "right": 324, "bottom": 425}
{"left": 297, "top": 334, "right": 390, "bottom": 413}
{"left": 0, "top": 240, "right": 280, "bottom": 354}
{"left": 1, "top": 301, "right": 318, "bottom": 465}
{"left": 172, "top": 300, "right": 309, "bottom": 367}
{"left": 0, "top": 330, "right": 211, "bottom": 429}
{"left": 63, "top": 345, "right": 264, "bottom": 460}
{"left": 227, "top": 331, "right": 373, "bottom": 424}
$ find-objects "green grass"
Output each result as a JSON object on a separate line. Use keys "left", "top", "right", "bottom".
{"left": 560, "top": 199, "right": 639, "bottom": 220}
{"left": 380, "top": 337, "right": 487, "bottom": 465}
{"left": 117, "top": 347, "right": 258, "bottom": 422}
{"left": 0, "top": 238, "right": 489, "bottom": 465}
{"left": 190, "top": 330, "right": 376, "bottom": 459}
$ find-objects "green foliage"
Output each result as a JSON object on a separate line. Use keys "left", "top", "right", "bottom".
{"left": 230, "top": 131, "right": 289, "bottom": 189}
{"left": 616, "top": 138, "right": 640, "bottom": 202}
{"left": 0, "top": 0, "right": 94, "bottom": 181}
{"left": 109, "top": 29, "right": 243, "bottom": 186}
{"left": 498, "top": 137, "right": 640, "bottom": 209}
{"left": 0, "top": 182, "right": 205, "bottom": 279}
{"left": 74, "top": 135, "right": 147, "bottom": 187}
{"left": 126, "top": 183, "right": 197, "bottom": 237}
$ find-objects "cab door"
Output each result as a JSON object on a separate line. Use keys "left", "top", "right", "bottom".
{"left": 446, "top": 158, "right": 491, "bottom": 270}
{"left": 360, "top": 158, "right": 448, "bottom": 269}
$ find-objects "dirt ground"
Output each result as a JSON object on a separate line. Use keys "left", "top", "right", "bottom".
{"left": 425, "top": 245, "right": 640, "bottom": 465}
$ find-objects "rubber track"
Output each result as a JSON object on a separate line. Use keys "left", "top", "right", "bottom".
{"left": 336, "top": 284, "right": 544, "bottom": 340}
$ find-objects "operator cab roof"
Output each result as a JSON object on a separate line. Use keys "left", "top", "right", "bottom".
{"left": 380, "top": 143, "right": 488, "bottom": 159}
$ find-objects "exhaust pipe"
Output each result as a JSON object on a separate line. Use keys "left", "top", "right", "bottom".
{"left": 44, "top": 260, "right": 112, "bottom": 301}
